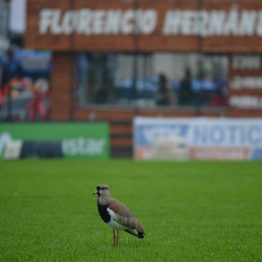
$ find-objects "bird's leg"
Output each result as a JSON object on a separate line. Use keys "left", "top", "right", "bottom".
{"left": 113, "top": 229, "right": 116, "bottom": 246}
{"left": 115, "top": 229, "right": 120, "bottom": 246}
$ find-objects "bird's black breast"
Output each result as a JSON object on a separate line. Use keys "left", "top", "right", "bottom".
{"left": 97, "top": 203, "right": 111, "bottom": 223}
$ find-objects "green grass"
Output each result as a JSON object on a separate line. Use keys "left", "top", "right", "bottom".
{"left": 0, "top": 160, "right": 262, "bottom": 262}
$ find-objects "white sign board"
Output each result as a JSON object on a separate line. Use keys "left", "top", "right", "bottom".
{"left": 134, "top": 117, "right": 262, "bottom": 160}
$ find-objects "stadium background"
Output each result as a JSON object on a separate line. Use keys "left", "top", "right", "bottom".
{"left": 1, "top": 2, "right": 262, "bottom": 261}
{"left": 1, "top": 0, "right": 262, "bottom": 159}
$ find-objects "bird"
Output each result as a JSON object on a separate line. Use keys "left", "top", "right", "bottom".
{"left": 93, "top": 184, "right": 145, "bottom": 246}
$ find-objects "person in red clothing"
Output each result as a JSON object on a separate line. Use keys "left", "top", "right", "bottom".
{"left": 210, "top": 89, "right": 226, "bottom": 106}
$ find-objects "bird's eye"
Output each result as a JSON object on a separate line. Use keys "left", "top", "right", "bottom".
{"left": 96, "top": 186, "right": 100, "bottom": 190}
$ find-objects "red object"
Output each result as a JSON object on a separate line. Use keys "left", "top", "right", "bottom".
{"left": 27, "top": 90, "right": 47, "bottom": 120}
{"left": 0, "top": 90, "right": 4, "bottom": 108}
{"left": 210, "top": 94, "right": 226, "bottom": 106}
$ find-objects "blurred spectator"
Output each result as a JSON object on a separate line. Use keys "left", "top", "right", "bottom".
{"left": 178, "top": 68, "right": 193, "bottom": 105}
{"left": 192, "top": 71, "right": 216, "bottom": 106}
{"left": 155, "top": 73, "right": 170, "bottom": 105}
{"left": 210, "top": 89, "right": 226, "bottom": 106}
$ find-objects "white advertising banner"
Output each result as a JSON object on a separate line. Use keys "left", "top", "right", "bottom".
{"left": 134, "top": 117, "right": 262, "bottom": 160}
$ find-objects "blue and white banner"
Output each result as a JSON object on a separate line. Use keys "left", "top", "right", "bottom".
{"left": 134, "top": 117, "right": 262, "bottom": 160}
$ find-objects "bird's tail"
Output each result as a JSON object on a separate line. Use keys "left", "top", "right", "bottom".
{"left": 124, "top": 229, "right": 145, "bottom": 239}
{"left": 137, "top": 231, "right": 145, "bottom": 239}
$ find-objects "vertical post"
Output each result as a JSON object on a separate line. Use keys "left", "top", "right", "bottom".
{"left": 5, "top": 0, "right": 12, "bottom": 120}
{"left": 69, "top": 0, "right": 75, "bottom": 120}
{"left": 195, "top": 0, "right": 204, "bottom": 116}
{"left": 131, "top": 0, "right": 139, "bottom": 101}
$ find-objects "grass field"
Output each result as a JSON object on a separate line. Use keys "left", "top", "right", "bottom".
{"left": 0, "top": 160, "right": 261, "bottom": 262}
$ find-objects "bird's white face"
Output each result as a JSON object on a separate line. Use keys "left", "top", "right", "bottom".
{"left": 93, "top": 185, "right": 110, "bottom": 198}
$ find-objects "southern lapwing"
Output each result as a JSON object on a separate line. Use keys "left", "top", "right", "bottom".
{"left": 93, "top": 184, "right": 145, "bottom": 246}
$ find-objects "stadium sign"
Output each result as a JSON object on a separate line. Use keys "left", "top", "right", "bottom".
{"left": 230, "top": 76, "right": 262, "bottom": 90}
{"left": 39, "top": 9, "right": 157, "bottom": 35}
{"left": 134, "top": 117, "right": 262, "bottom": 160}
{"left": 228, "top": 59, "right": 262, "bottom": 112}
{"left": 26, "top": 1, "right": 262, "bottom": 52}
{"left": 39, "top": 6, "right": 262, "bottom": 37}
{"left": 0, "top": 123, "right": 109, "bottom": 160}
{"left": 163, "top": 6, "right": 262, "bottom": 36}
{"left": 229, "top": 95, "right": 262, "bottom": 109}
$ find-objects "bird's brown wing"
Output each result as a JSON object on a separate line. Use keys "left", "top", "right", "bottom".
{"left": 108, "top": 199, "right": 145, "bottom": 233}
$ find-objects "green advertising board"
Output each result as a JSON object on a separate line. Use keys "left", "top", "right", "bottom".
{"left": 0, "top": 122, "right": 109, "bottom": 159}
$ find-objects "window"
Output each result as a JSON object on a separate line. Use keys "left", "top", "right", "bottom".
{"left": 77, "top": 52, "right": 228, "bottom": 107}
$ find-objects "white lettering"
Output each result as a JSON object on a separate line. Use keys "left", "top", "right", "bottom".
{"left": 163, "top": 11, "right": 181, "bottom": 35}
{"left": 207, "top": 11, "right": 225, "bottom": 36}
{"left": 62, "top": 137, "right": 105, "bottom": 156}
{"left": 224, "top": 5, "right": 239, "bottom": 35}
{"left": 197, "top": 11, "right": 209, "bottom": 36}
{"left": 104, "top": 10, "right": 121, "bottom": 34}
{"left": 0, "top": 133, "right": 12, "bottom": 156}
{"left": 51, "top": 9, "right": 63, "bottom": 35}
{"left": 182, "top": 11, "right": 194, "bottom": 35}
{"left": 139, "top": 10, "right": 157, "bottom": 34}
{"left": 231, "top": 76, "right": 262, "bottom": 89}
{"left": 238, "top": 11, "right": 256, "bottom": 36}
{"left": 39, "top": 9, "right": 54, "bottom": 34}
{"left": 77, "top": 9, "right": 92, "bottom": 35}
{"left": 122, "top": 10, "right": 136, "bottom": 34}
{"left": 63, "top": 11, "right": 78, "bottom": 35}
{"left": 256, "top": 11, "right": 262, "bottom": 36}
{"left": 93, "top": 10, "right": 105, "bottom": 34}
{"left": 229, "top": 95, "right": 262, "bottom": 109}
{"left": 38, "top": 7, "right": 262, "bottom": 37}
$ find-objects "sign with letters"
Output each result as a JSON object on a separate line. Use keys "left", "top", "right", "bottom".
{"left": 0, "top": 123, "right": 109, "bottom": 159}
{"left": 134, "top": 117, "right": 262, "bottom": 160}
{"left": 38, "top": 6, "right": 262, "bottom": 37}
{"left": 26, "top": 0, "right": 262, "bottom": 52}
{"left": 229, "top": 55, "right": 262, "bottom": 111}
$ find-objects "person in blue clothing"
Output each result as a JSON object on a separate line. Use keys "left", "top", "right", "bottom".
{"left": 192, "top": 71, "right": 216, "bottom": 106}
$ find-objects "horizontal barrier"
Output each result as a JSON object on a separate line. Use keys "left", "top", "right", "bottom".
{"left": 0, "top": 123, "right": 109, "bottom": 160}
{"left": 134, "top": 117, "right": 262, "bottom": 160}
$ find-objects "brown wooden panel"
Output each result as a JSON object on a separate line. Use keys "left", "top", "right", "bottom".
{"left": 75, "top": 109, "right": 110, "bottom": 120}
{"left": 111, "top": 137, "right": 133, "bottom": 147}
{"left": 136, "top": 109, "right": 196, "bottom": 117}
{"left": 110, "top": 125, "right": 133, "bottom": 134}
{"left": 228, "top": 109, "right": 262, "bottom": 117}
{"left": 108, "top": 110, "right": 134, "bottom": 121}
